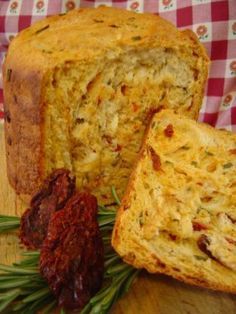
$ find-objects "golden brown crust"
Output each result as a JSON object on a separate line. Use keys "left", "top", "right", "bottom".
{"left": 123, "top": 253, "right": 236, "bottom": 295}
{"left": 3, "top": 7, "right": 209, "bottom": 198}
{"left": 180, "top": 29, "right": 209, "bottom": 119}
{"left": 3, "top": 61, "right": 46, "bottom": 195}
{"left": 122, "top": 252, "right": 236, "bottom": 295}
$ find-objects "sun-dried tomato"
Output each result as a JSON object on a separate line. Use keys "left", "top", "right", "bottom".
{"left": 200, "top": 196, "right": 212, "bottom": 202}
{"left": 132, "top": 103, "right": 139, "bottom": 112}
{"left": 40, "top": 192, "right": 104, "bottom": 310}
{"left": 225, "top": 237, "right": 236, "bottom": 245}
{"left": 148, "top": 146, "right": 161, "bottom": 171}
{"left": 19, "top": 169, "right": 75, "bottom": 249}
{"left": 169, "top": 233, "right": 177, "bottom": 241}
{"left": 197, "top": 234, "right": 215, "bottom": 260}
{"left": 226, "top": 213, "right": 236, "bottom": 224}
{"left": 146, "top": 107, "right": 163, "bottom": 122}
{"left": 192, "top": 221, "right": 208, "bottom": 231}
{"left": 164, "top": 124, "right": 174, "bottom": 137}
{"left": 114, "top": 144, "right": 122, "bottom": 152}
{"left": 229, "top": 148, "right": 236, "bottom": 154}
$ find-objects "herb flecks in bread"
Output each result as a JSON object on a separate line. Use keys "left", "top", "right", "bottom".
{"left": 3, "top": 7, "right": 209, "bottom": 203}
{"left": 112, "top": 109, "right": 236, "bottom": 294}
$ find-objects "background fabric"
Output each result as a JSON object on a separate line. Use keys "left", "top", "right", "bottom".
{"left": 0, "top": 0, "right": 235, "bottom": 130}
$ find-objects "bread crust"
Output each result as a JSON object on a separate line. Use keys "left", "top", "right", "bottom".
{"left": 112, "top": 109, "right": 236, "bottom": 295}
{"left": 3, "top": 61, "right": 46, "bottom": 195}
{"left": 3, "top": 7, "right": 209, "bottom": 197}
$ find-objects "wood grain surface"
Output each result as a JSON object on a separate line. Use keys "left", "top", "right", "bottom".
{"left": 0, "top": 124, "right": 236, "bottom": 314}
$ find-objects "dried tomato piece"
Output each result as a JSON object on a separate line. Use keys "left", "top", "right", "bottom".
{"left": 19, "top": 169, "right": 75, "bottom": 249}
{"left": 197, "top": 234, "right": 215, "bottom": 260}
{"left": 114, "top": 144, "right": 122, "bottom": 152}
{"left": 229, "top": 148, "right": 236, "bottom": 154}
{"left": 146, "top": 107, "right": 163, "bottom": 122}
{"left": 40, "top": 192, "right": 104, "bottom": 310}
{"left": 192, "top": 221, "right": 208, "bottom": 231}
{"left": 225, "top": 237, "right": 236, "bottom": 245}
{"left": 198, "top": 234, "right": 236, "bottom": 270}
{"left": 164, "top": 124, "right": 174, "bottom": 137}
{"left": 169, "top": 233, "right": 177, "bottom": 241}
{"left": 226, "top": 213, "right": 236, "bottom": 224}
{"left": 148, "top": 146, "right": 161, "bottom": 171}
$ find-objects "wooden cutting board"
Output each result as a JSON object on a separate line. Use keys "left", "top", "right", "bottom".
{"left": 0, "top": 124, "right": 236, "bottom": 314}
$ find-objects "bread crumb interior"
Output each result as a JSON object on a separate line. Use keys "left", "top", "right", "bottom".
{"left": 44, "top": 48, "right": 199, "bottom": 202}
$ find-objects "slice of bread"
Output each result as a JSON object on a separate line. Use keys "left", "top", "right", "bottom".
{"left": 112, "top": 109, "right": 236, "bottom": 294}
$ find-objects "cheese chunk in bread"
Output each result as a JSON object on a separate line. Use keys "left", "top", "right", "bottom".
{"left": 112, "top": 109, "right": 236, "bottom": 293}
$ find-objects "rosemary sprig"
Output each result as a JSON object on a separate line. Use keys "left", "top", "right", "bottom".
{"left": 0, "top": 253, "right": 55, "bottom": 313}
{"left": 0, "top": 187, "right": 139, "bottom": 313}
{"left": 0, "top": 215, "right": 20, "bottom": 233}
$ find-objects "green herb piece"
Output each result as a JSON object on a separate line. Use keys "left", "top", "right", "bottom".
{"left": 223, "top": 162, "right": 233, "bottom": 169}
{"left": 111, "top": 186, "right": 121, "bottom": 206}
{"left": 21, "top": 251, "right": 40, "bottom": 257}
{"left": 180, "top": 145, "right": 190, "bottom": 150}
{"left": 93, "top": 19, "right": 104, "bottom": 23}
{"left": 0, "top": 215, "right": 20, "bottom": 232}
{"left": 7, "top": 69, "right": 12, "bottom": 82}
{"left": 0, "top": 264, "right": 38, "bottom": 275}
{"left": 165, "top": 160, "right": 173, "bottom": 165}
{"left": 131, "top": 36, "right": 142, "bottom": 41}
{"left": 59, "top": 13, "right": 66, "bottom": 16}
{"left": 196, "top": 206, "right": 210, "bottom": 214}
{"left": 205, "top": 151, "right": 214, "bottom": 156}
{"left": 42, "top": 300, "right": 57, "bottom": 314}
{"left": 22, "top": 287, "right": 50, "bottom": 303}
{"left": 191, "top": 161, "right": 198, "bottom": 166}
{"left": 194, "top": 255, "right": 208, "bottom": 261}
{"left": 98, "top": 216, "right": 116, "bottom": 227}
{"left": 81, "top": 267, "right": 139, "bottom": 314}
{"left": 138, "top": 212, "right": 144, "bottom": 227}
{"left": 106, "top": 263, "right": 131, "bottom": 276}
{"left": 35, "top": 24, "right": 49, "bottom": 34}
{"left": 104, "top": 255, "right": 120, "bottom": 269}
{"left": 0, "top": 214, "right": 20, "bottom": 220}
{"left": 139, "top": 216, "right": 144, "bottom": 227}
{"left": 0, "top": 289, "right": 21, "bottom": 312}
{"left": 0, "top": 278, "right": 32, "bottom": 289}
{"left": 109, "top": 24, "right": 119, "bottom": 28}
{"left": 42, "top": 49, "right": 53, "bottom": 54}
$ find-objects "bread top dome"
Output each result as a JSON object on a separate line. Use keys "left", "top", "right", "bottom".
{"left": 6, "top": 6, "right": 208, "bottom": 73}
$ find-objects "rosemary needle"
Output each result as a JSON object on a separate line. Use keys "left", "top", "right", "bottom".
{"left": 111, "top": 186, "right": 121, "bottom": 206}
{"left": 0, "top": 215, "right": 20, "bottom": 233}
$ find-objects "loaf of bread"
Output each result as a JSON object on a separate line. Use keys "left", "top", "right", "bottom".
{"left": 3, "top": 7, "right": 209, "bottom": 202}
{"left": 112, "top": 109, "right": 236, "bottom": 293}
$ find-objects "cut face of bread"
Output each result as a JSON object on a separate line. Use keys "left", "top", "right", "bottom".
{"left": 112, "top": 109, "right": 236, "bottom": 293}
{"left": 44, "top": 48, "right": 206, "bottom": 203}
{"left": 3, "top": 7, "right": 209, "bottom": 202}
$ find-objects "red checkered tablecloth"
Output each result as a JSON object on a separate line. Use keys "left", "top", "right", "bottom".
{"left": 0, "top": 0, "right": 236, "bottom": 130}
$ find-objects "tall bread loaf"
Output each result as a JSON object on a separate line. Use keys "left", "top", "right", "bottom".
{"left": 112, "top": 109, "right": 236, "bottom": 294}
{"left": 3, "top": 7, "right": 209, "bottom": 202}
